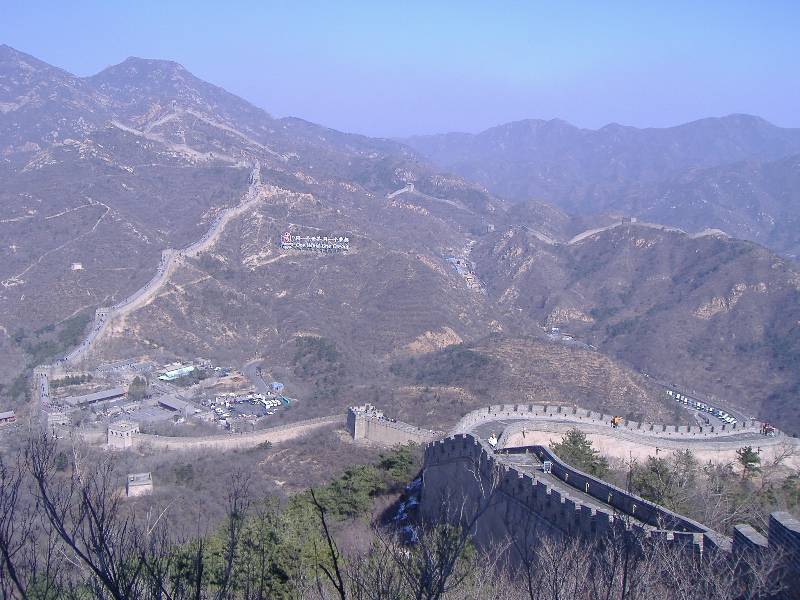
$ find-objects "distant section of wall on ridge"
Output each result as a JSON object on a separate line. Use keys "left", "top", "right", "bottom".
{"left": 347, "top": 405, "right": 442, "bottom": 446}
{"left": 453, "top": 403, "right": 762, "bottom": 439}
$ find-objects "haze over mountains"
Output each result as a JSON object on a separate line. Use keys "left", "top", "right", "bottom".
{"left": 1, "top": 44, "right": 799, "bottom": 432}
{"left": 404, "top": 116, "right": 800, "bottom": 257}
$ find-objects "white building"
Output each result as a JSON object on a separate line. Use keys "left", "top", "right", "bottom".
{"left": 126, "top": 472, "right": 153, "bottom": 497}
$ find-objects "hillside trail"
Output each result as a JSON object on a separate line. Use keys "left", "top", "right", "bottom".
{"left": 2, "top": 201, "right": 111, "bottom": 288}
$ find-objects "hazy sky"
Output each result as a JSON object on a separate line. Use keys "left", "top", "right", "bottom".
{"left": 2, "top": 1, "right": 798, "bottom": 137}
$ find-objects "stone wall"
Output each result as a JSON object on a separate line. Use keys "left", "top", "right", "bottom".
{"left": 136, "top": 414, "right": 345, "bottom": 450}
{"left": 347, "top": 406, "right": 442, "bottom": 446}
{"left": 512, "top": 445, "right": 708, "bottom": 533}
{"left": 421, "top": 433, "right": 799, "bottom": 567}
{"left": 453, "top": 403, "right": 761, "bottom": 439}
{"left": 769, "top": 512, "right": 800, "bottom": 575}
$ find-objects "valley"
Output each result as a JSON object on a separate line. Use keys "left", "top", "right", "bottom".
{"left": 0, "top": 4, "right": 799, "bottom": 591}
{"left": 405, "top": 116, "right": 800, "bottom": 258}
{"left": 1, "top": 42, "right": 798, "bottom": 455}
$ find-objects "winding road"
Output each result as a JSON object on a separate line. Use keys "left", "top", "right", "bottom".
{"left": 243, "top": 360, "right": 271, "bottom": 396}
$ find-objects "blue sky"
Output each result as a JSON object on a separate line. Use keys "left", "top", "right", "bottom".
{"left": 2, "top": 1, "right": 798, "bottom": 136}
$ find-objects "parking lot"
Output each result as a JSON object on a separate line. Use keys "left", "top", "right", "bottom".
{"left": 667, "top": 390, "right": 740, "bottom": 427}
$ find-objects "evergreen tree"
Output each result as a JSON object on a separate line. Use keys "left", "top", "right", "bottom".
{"left": 736, "top": 446, "right": 761, "bottom": 478}
{"left": 551, "top": 428, "right": 609, "bottom": 477}
{"left": 127, "top": 375, "right": 148, "bottom": 402}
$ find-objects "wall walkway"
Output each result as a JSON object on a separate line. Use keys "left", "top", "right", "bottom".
{"left": 421, "top": 433, "right": 800, "bottom": 570}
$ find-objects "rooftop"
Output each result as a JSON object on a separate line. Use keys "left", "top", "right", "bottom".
{"left": 109, "top": 421, "right": 138, "bottom": 433}
{"left": 63, "top": 387, "right": 125, "bottom": 407}
{"left": 158, "top": 396, "right": 190, "bottom": 411}
{"left": 127, "top": 472, "right": 152, "bottom": 486}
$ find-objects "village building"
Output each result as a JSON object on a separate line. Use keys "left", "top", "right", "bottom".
{"left": 125, "top": 472, "right": 153, "bottom": 497}
{"left": 158, "top": 396, "right": 192, "bottom": 418}
{"left": 158, "top": 365, "right": 195, "bottom": 381}
{"left": 63, "top": 387, "right": 125, "bottom": 408}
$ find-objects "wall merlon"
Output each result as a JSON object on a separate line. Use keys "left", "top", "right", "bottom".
{"left": 423, "top": 431, "right": 797, "bottom": 571}
{"left": 423, "top": 407, "right": 797, "bottom": 575}
{"left": 470, "top": 402, "right": 763, "bottom": 439}
{"left": 733, "top": 524, "right": 769, "bottom": 553}
{"left": 769, "top": 512, "right": 800, "bottom": 571}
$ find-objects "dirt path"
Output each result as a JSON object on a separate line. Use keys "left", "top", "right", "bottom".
{"left": 2, "top": 202, "right": 110, "bottom": 288}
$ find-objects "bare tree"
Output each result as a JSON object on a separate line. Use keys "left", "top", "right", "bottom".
{"left": 211, "top": 470, "right": 252, "bottom": 600}
{"left": 0, "top": 452, "right": 34, "bottom": 599}
{"left": 26, "top": 431, "right": 149, "bottom": 600}
{"left": 507, "top": 516, "right": 593, "bottom": 600}
{"left": 342, "top": 532, "right": 408, "bottom": 600}
{"left": 310, "top": 488, "right": 347, "bottom": 600}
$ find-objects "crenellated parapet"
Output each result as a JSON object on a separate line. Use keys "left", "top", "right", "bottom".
{"left": 347, "top": 405, "right": 442, "bottom": 446}
{"left": 453, "top": 403, "right": 761, "bottom": 438}
{"left": 421, "top": 432, "right": 800, "bottom": 569}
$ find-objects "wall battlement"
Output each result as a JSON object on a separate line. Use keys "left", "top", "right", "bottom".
{"left": 347, "top": 405, "right": 442, "bottom": 446}
{"left": 452, "top": 403, "right": 760, "bottom": 438}
{"left": 421, "top": 433, "right": 800, "bottom": 569}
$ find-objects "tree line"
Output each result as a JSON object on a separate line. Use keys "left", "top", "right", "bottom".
{"left": 0, "top": 430, "right": 797, "bottom": 599}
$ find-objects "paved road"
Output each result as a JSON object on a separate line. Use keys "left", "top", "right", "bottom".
{"left": 243, "top": 360, "right": 270, "bottom": 395}
{"left": 35, "top": 371, "right": 51, "bottom": 404}
{"left": 647, "top": 376, "right": 749, "bottom": 423}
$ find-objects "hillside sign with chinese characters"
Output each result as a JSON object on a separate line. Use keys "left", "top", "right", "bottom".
{"left": 280, "top": 232, "right": 350, "bottom": 253}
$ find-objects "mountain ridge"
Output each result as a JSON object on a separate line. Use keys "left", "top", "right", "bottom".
{"left": 403, "top": 113, "right": 800, "bottom": 257}
{"left": 1, "top": 45, "right": 799, "bottom": 435}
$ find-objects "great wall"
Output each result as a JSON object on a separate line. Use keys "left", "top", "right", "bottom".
{"left": 60, "top": 163, "right": 265, "bottom": 365}
{"left": 38, "top": 359, "right": 800, "bottom": 576}
{"left": 347, "top": 404, "right": 442, "bottom": 446}
{"left": 136, "top": 414, "right": 344, "bottom": 451}
{"left": 343, "top": 400, "right": 800, "bottom": 574}
{"left": 415, "top": 402, "right": 800, "bottom": 575}
{"left": 21, "top": 161, "right": 800, "bottom": 578}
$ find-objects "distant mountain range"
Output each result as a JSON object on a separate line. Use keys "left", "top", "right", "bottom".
{"left": 403, "top": 116, "right": 800, "bottom": 257}
{"left": 1, "top": 44, "right": 799, "bottom": 432}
